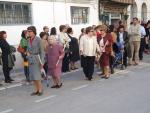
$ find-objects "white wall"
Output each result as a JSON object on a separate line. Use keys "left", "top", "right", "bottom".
{"left": 0, "top": 0, "right": 98, "bottom": 72}
{"left": 32, "top": 1, "right": 98, "bottom": 38}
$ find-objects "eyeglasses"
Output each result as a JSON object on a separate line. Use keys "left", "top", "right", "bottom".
{"left": 100, "top": 30, "right": 104, "bottom": 31}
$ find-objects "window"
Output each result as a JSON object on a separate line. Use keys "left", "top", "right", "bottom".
{"left": 0, "top": 2, "right": 32, "bottom": 25}
{"left": 71, "top": 6, "right": 89, "bottom": 24}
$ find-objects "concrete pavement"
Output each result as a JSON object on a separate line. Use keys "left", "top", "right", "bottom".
{"left": 0, "top": 54, "right": 150, "bottom": 113}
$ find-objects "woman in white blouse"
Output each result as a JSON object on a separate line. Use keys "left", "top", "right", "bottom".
{"left": 80, "top": 26, "right": 100, "bottom": 81}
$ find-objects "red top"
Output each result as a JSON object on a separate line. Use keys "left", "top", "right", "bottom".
{"left": 30, "top": 37, "right": 35, "bottom": 47}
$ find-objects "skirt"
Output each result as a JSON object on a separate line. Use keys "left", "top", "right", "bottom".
{"left": 100, "top": 52, "right": 110, "bottom": 67}
{"left": 48, "top": 66, "right": 62, "bottom": 78}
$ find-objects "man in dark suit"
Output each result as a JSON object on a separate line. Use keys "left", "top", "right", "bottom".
{"left": 117, "top": 25, "right": 129, "bottom": 67}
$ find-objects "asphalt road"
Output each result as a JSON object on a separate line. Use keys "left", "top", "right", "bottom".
{"left": 0, "top": 55, "right": 150, "bottom": 113}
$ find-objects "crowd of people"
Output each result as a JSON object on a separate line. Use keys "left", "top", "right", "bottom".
{"left": 0, "top": 17, "right": 150, "bottom": 96}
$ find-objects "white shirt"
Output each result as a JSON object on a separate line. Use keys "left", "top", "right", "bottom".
{"left": 119, "top": 32, "right": 124, "bottom": 43}
{"left": 87, "top": 38, "right": 94, "bottom": 56}
{"left": 58, "top": 32, "right": 71, "bottom": 48}
{"left": 80, "top": 35, "right": 99, "bottom": 56}
{"left": 99, "top": 38, "right": 105, "bottom": 52}
{"left": 140, "top": 26, "right": 146, "bottom": 38}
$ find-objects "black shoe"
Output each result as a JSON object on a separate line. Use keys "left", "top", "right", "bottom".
{"left": 56, "top": 83, "right": 63, "bottom": 88}
{"left": 9, "top": 79, "right": 14, "bottom": 82}
{"left": 5, "top": 80, "right": 12, "bottom": 83}
{"left": 51, "top": 85, "right": 58, "bottom": 88}
{"left": 88, "top": 77, "right": 93, "bottom": 81}
{"left": 30, "top": 91, "right": 39, "bottom": 96}
{"left": 38, "top": 92, "right": 43, "bottom": 96}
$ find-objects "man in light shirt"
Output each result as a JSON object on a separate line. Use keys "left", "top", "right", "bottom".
{"left": 128, "top": 17, "right": 141, "bottom": 65}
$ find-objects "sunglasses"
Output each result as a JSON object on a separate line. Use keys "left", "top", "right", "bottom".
{"left": 100, "top": 30, "right": 104, "bottom": 31}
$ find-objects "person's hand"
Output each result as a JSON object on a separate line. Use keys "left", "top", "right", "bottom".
{"left": 26, "top": 52, "right": 30, "bottom": 56}
{"left": 40, "top": 64, "right": 43, "bottom": 69}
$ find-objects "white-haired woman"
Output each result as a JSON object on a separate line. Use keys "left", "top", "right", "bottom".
{"left": 46, "top": 35, "right": 64, "bottom": 88}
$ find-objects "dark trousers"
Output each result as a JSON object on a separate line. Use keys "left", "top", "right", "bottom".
{"left": 24, "top": 66, "right": 30, "bottom": 81}
{"left": 62, "top": 53, "right": 70, "bottom": 72}
{"left": 2, "top": 55, "right": 12, "bottom": 81}
{"left": 43, "top": 62, "right": 48, "bottom": 74}
{"left": 21, "top": 53, "right": 30, "bottom": 81}
{"left": 82, "top": 56, "right": 95, "bottom": 79}
{"left": 139, "top": 38, "right": 145, "bottom": 60}
{"left": 123, "top": 47, "right": 128, "bottom": 67}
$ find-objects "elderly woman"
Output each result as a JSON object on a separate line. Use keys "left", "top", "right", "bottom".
{"left": 27, "top": 26, "right": 45, "bottom": 96}
{"left": 80, "top": 26, "right": 100, "bottom": 81}
{"left": 47, "top": 35, "right": 64, "bottom": 88}
{"left": 98, "top": 25, "right": 113, "bottom": 79}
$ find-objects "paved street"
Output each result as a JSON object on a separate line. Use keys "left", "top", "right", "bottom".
{"left": 0, "top": 55, "right": 150, "bottom": 113}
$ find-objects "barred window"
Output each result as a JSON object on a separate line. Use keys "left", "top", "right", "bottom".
{"left": 71, "top": 6, "right": 89, "bottom": 24}
{"left": 0, "top": 2, "right": 32, "bottom": 25}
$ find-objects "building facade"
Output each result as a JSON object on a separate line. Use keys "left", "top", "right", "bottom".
{"left": 129, "top": 0, "right": 150, "bottom": 23}
{"left": 0, "top": 0, "right": 99, "bottom": 45}
{"left": 0, "top": 0, "right": 99, "bottom": 72}
{"left": 98, "top": 0, "right": 150, "bottom": 26}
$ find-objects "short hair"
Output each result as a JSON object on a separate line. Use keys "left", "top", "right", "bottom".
{"left": 39, "top": 32, "right": 47, "bottom": 39}
{"left": 43, "top": 26, "right": 49, "bottom": 30}
{"left": 99, "top": 25, "right": 108, "bottom": 32}
{"left": 21, "top": 30, "right": 28, "bottom": 38}
{"left": 118, "top": 25, "right": 125, "bottom": 31}
{"left": 81, "top": 28, "right": 85, "bottom": 33}
{"left": 27, "top": 26, "right": 37, "bottom": 35}
{"left": 109, "top": 25, "right": 115, "bottom": 33}
{"left": 59, "top": 25, "right": 66, "bottom": 32}
{"left": 67, "top": 27, "right": 73, "bottom": 34}
{"left": 0, "top": 31, "right": 6, "bottom": 39}
{"left": 86, "top": 26, "right": 93, "bottom": 34}
{"left": 133, "top": 17, "right": 138, "bottom": 21}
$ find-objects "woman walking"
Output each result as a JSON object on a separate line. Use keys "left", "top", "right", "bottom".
{"left": 27, "top": 26, "right": 45, "bottom": 96}
{"left": 67, "top": 27, "right": 80, "bottom": 70}
{"left": 47, "top": 35, "right": 64, "bottom": 88}
{"left": 0, "top": 31, "right": 15, "bottom": 83}
{"left": 80, "top": 26, "right": 100, "bottom": 81}
{"left": 99, "top": 25, "right": 113, "bottom": 79}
